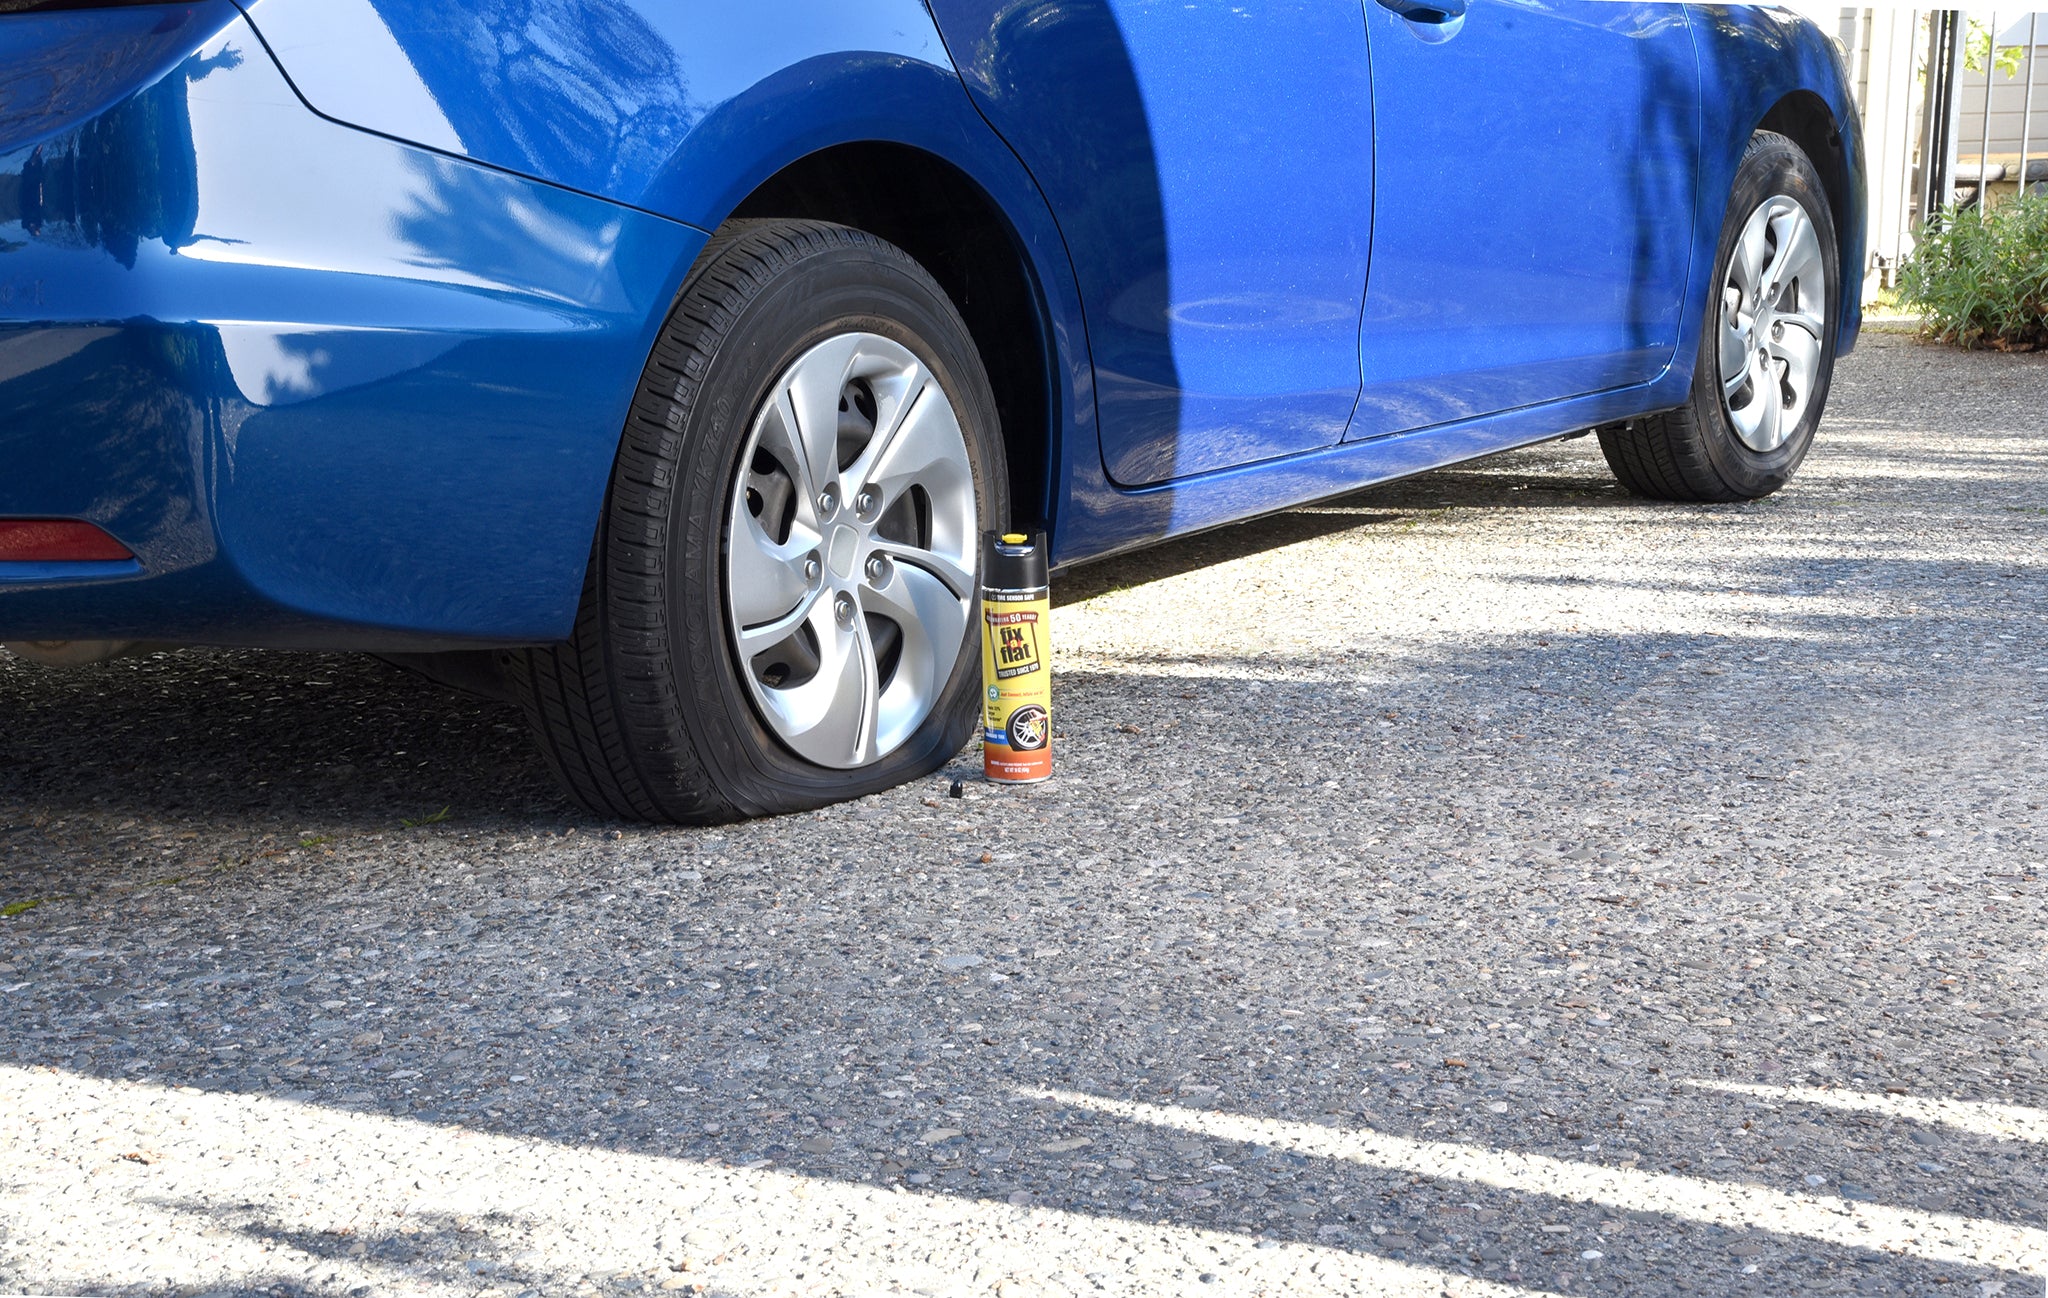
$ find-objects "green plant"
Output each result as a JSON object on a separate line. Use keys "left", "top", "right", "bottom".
{"left": 1898, "top": 194, "right": 2048, "bottom": 351}
{"left": 1963, "top": 19, "right": 2026, "bottom": 78}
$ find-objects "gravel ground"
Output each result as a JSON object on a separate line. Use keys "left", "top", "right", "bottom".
{"left": 2, "top": 331, "right": 2045, "bottom": 1298}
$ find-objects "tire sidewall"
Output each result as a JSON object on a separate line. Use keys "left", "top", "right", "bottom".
{"left": 1690, "top": 135, "right": 1840, "bottom": 495}
{"left": 664, "top": 240, "right": 1005, "bottom": 815}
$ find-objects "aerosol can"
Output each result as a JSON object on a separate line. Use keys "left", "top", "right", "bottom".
{"left": 980, "top": 531, "right": 1051, "bottom": 783}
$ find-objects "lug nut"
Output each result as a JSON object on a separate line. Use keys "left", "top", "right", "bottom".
{"left": 803, "top": 554, "right": 822, "bottom": 582}
{"left": 834, "top": 594, "right": 855, "bottom": 626}
{"left": 856, "top": 490, "right": 879, "bottom": 519}
{"left": 865, "top": 554, "right": 890, "bottom": 583}
{"left": 818, "top": 488, "right": 838, "bottom": 519}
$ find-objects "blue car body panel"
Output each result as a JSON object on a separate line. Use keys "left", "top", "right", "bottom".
{"left": 1056, "top": 0, "right": 1864, "bottom": 563}
{"left": 926, "top": 0, "right": 1373, "bottom": 487}
{"left": 1353, "top": 0, "right": 1701, "bottom": 439}
{"left": 0, "top": 0, "right": 1866, "bottom": 648}
{"left": 0, "top": 4, "right": 708, "bottom": 644}
{"left": 232, "top": 0, "right": 958, "bottom": 229}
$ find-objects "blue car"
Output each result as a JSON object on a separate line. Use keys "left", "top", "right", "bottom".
{"left": 0, "top": 0, "right": 1863, "bottom": 821}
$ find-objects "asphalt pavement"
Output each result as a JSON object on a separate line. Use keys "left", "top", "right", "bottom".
{"left": 2, "top": 331, "right": 2045, "bottom": 1297}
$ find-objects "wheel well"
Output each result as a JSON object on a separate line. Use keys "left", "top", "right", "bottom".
{"left": 730, "top": 143, "right": 1053, "bottom": 530}
{"left": 1758, "top": 92, "right": 1853, "bottom": 276}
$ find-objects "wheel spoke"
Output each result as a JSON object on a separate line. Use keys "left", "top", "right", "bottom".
{"left": 840, "top": 362, "right": 927, "bottom": 491}
{"left": 1731, "top": 213, "right": 1771, "bottom": 302}
{"left": 781, "top": 333, "right": 866, "bottom": 495}
{"left": 849, "top": 610, "right": 881, "bottom": 763}
{"left": 1763, "top": 205, "right": 1823, "bottom": 298}
{"left": 1751, "top": 356, "right": 1786, "bottom": 450}
{"left": 752, "top": 390, "right": 821, "bottom": 517}
{"left": 850, "top": 381, "right": 970, "bottom": 506}
{"left": 733, "top": 582, "right": 827, "bottom": 657}
{"left": 728, "top": 506, "right": 820, "bottom": 631}
{"left": 871, "top": 538, "right": 976, "bottom": 601}
{"left": 1778, "top": 304, "right": 1824, "bottom": 344}
{"left": 1719, "top": 312, "right": 1751, "bottom": 388}
{"left": 1727, "top": 352, "right": 1769, "bottom": 442}
{"left": 861, "top": 564, "right": 970, "bottom": 756}
{"left": 862, "top": 563, "right": 970, "bottom": 666}
{"left": 1721, "top": 354, "right": 1753, "bottom": 402}
{"left": 1769, "top": 324, "right": 1822, "bottom": 402}
{"left": 748, "top": 611, "right": 871, "bottom": 763}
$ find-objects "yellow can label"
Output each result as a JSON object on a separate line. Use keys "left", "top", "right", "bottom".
{"left": 981, "top": 592, "right": 1050, "bottom": 782}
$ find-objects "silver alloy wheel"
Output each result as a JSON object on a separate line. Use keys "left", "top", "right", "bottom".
{"left": 724, "top": 332, "right": 978, "bottom": 768}
{"left": 1718, "top": 195, "right": 1827, "bottom": 453}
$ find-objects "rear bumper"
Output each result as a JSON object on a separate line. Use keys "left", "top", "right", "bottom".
{"left": 0, "top": 3, "right": 705, "bottom": 648}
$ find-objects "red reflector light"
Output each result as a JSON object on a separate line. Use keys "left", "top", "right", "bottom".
{"left": 0, "top": 519, "right": 134, "bottom": 562}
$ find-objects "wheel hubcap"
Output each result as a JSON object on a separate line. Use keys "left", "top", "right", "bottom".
{"left": 1718, "top": 195, "right": 1826, "bottom": 454}
{"left": 724, "top": 332, "right": 978, "bottom": 769}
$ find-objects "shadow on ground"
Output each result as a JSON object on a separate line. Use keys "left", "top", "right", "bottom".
{"left": 3, "top": 337, "right": 2045, "bottom": 1295}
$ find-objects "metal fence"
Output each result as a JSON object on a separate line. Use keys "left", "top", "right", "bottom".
{"left": 1823, "top": 6, "right": 2045, "bottom": 299}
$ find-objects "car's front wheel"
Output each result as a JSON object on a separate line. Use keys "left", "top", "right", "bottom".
{"left": 1598, "top": 129, "right": 1840, "bottom": 502}
{"left": 506, "top": 220, "right": 1006, "bottom": 823}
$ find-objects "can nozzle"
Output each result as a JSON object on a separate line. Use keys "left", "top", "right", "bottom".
{"left": 983, "top": 530, "right": 1048, "bottom": 592}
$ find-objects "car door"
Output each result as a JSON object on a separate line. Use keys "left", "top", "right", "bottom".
{"left": 1349, "top": 0, "right": 1700, "bottom": 439}
{"left": 926, "top": 0, "right": 1373, "bottom": 486}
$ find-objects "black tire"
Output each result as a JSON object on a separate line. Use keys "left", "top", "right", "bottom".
{"left": 505, "top": 220, "right": 1008, "bottom": 823}
{"left": 1598, "top": 130, "right": 1840, "bottom": 502}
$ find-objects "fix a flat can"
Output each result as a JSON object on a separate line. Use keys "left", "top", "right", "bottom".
{"left": 981, "top": 531, "right": 1051, "bottom": 783}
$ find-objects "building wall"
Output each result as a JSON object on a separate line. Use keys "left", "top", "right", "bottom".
{"left": 1952, "top": 30, "right": 2048, "bottom": 161}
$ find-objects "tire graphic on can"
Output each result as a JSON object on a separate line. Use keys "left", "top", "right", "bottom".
{"left": 1006, "top": 704, "right": 1049, "bottom": 751}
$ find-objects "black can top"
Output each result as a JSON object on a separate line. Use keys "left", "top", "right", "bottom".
{"left": 982, "top": 530, "right": 1048, "bottom": 593}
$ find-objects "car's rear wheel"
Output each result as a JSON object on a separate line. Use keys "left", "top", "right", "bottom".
{"left": 505, "top": 220, "right": 1005, "bottom": 823}
{"left": 1597, "top": 130, "right": 1839, "bottom": 502}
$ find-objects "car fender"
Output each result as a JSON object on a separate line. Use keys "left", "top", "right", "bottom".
{"left": 1684, "top": 4, "right": 1867, "bottom": 373}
